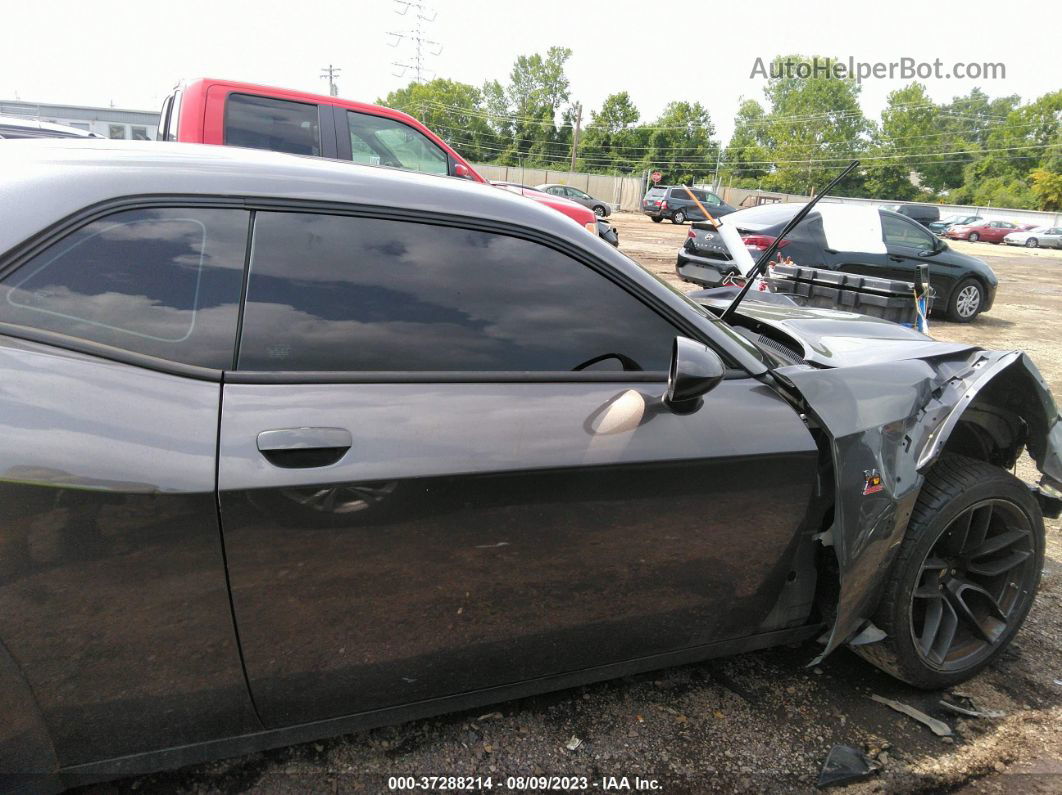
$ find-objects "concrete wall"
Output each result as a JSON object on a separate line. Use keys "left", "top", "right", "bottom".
{"left": 474, "top": 164, "right": 646, "bottom": 212}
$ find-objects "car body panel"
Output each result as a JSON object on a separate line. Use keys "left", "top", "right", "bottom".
{"left": 489, "top": 181, "right": 597, "bottom": 231}
{"left": 0, "top": 337, "right": 260, "bottom": 765}
{"left": 1003, "top": 227, "right": 1062, "bottom": 248}
{"left": 536, "top": 184, "right": 611, "bottom": 217}
{"left": 679, "top": 206, "right": 998, "bottom": 316}
{"left": 643, "top": 186, "right": 736, "bottom": 222}
{"left": 778, "top": 349, "right": 1062, "bottom": 658}
{"left": 217, "top": 379, "right": 818, "bottom": 726}
{"left": 162, "top": 77, "right": 486, "bottom": 183}
{"left": 946, "top": 220, "right": 1020, "bottom": 243}
{"left": 2, "top": 141, "right": 1061, "bottom": 781}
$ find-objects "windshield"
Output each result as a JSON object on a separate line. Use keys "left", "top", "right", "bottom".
{"left": 645, "top": 187, "right": 667, "bottom": 197}
{"left": 940, "top": 214, "right": 966, "bottom": 223}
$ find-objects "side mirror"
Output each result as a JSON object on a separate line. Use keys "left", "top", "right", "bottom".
{"left": 665, "top": 337, "right": 726, "bottom": 413}
{"left": 453, "top": 162, "right": 474, "bottom": 180}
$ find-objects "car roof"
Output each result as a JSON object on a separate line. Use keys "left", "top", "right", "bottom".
{"left": 0, "top": 140, "right": 588, "bottom": 256}
{"left": 0, "top": 114, "right": 95, "bottom": 137}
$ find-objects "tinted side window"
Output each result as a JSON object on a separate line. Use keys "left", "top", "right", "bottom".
{"left": 882, "top": 214, "right": 934, "bottom": 250}
{"left": 0, "top": 208, "right": 248, "bottom": 368}
{"left": 705, "top": 193, "right": 723, "bottom": 206}
{"left": 225, "top": 94, "right": 321, "bottom": 156}
{"left": 239, "top": 213, "right": 679, "bottom": 372}
{"left": 347, "top": 112, "right": 448, "bottom": 175}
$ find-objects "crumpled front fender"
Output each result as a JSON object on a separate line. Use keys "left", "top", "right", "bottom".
{"left": 776, "top": 349, "right": 1062, "bottom": 661}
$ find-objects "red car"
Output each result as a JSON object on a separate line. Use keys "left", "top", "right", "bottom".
{"left": 158, "top": 79, "right": 599, "bottom": 237}
{"left": 946, "top": 219, "right": 1022, "bottom": 244}
{"left": 158, "top": 78, "right": 485, "bottom": 181}
{"left": 491, "top": 181, "right": 598, "bottom": 234}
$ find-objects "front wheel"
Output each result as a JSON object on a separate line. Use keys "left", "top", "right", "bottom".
{"left": 948, "top": 278, "right": 984, "bottom": 322}
{"left": 593, "top": 205, "right": 607, "bottom": 217}
{"left": 1026, "top": 238, "right": 1039, "bottom": 248}
{"left": 853, "top": 455, "right": 1044, "bottom": 689}
{"left": 671, "top": 210, "right": 686, "bottom": 224}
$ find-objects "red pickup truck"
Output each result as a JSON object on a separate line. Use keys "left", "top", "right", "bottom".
{"left": 158, "top": 78, "right": 599, "bottom": 235}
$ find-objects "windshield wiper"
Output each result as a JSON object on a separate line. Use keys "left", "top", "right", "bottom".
{"left": 719, "top": 160, "right": 859, "bottom": 323}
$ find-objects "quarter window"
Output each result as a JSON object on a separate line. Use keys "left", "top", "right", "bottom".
{"left": 0, "top": 208, "right": 248, "bottom": 368}
{"left": 225, "top": 94, "right": 321, "bottom": 156}
{"left": 347, "top": 112, "right": 448, "bottom": 175}
{"left": 238, "top": 213, "right": 679, "bottom": 372}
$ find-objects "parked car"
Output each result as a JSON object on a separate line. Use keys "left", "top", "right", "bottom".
{"left": 158, "top": 77, "right": 485, "bottom": 182}
{"left": 491, "top": 181, "right": 599, "bottom": 237}
{"left": 1003, "top": 226, "right": 1062, "bottom": 248}
{"left": 928, "top": 214, "right": 983, "bottom": 236}
{"left": 536, "top": 184, "right": 611, "bottom": 217}
{"left": 642, "top": 185, "right": 736, "bottom": 224}
{"left": 2, "top": 141, "right": 1060, "bottom": 788}
{"left": 889, "top": 203, "right": 940, "bottom": 228}
{"left": 0, "top": 114, "right": 98, "bottom": 139}
{"left": 596, "top": 218, "right": 619, "bottom": 246}
{"left": 946, "top": 219, "right": 1021, "bottom": 244}
{"left": 677, "top": 203, "right": 998, "bottom": 322}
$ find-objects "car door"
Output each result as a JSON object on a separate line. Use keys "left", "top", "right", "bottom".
{"left": 878, "top": 212, "right": 969, "bottom": 298}
{"left": 0, "top": 205, "right": 259, "bottom": 764}
{"left": 562, "top": 186, "right": 592, "bottom": 210}
{"left": 217, "top": 209, "right": 818, "bottom": 728}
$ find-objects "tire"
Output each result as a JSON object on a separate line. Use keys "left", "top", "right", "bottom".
{"left": 593, "top": 205, "right": 607, "bottom": 217}
{"left": 1026, "top": 238, "right": 1039, "bottom": 248}
{"left": 948, "top": 278, "right": 984, "bottom": 322}
{"left": 853, "top": 455, "right": 1044, "bottom": 689}
{"left": 651, "top": 216, "right": 663, "bottom": 223}
{"left": 671, "top": 210, "right": 686, "bottom": 224}
{"left": 968, "top": 232, "right": 979, "bottom": 242}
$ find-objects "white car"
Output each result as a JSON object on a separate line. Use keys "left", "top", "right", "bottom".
{"left": 1003, "top": 226, "right": 1062, "bottom": 249}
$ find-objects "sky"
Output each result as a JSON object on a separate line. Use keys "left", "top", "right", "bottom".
{"left": 3, "top": 0, "right": 1057, "bottom": 144}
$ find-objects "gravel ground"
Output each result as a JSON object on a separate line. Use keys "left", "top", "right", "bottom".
{"left": 83, "top": 213, "right": 1062, "bottom": 795}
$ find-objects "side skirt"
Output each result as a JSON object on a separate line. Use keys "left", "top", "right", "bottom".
{"left": 60, "top": 624, "right": 822, "bottom": 786}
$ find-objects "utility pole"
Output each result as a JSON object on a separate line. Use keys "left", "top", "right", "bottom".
{"left": 320, "top": 65, "right": 341, "bottom": 97}
{"left": 569, "top": 102, "right": 583, "bottom": 171}
{"left": 713, "top": 147, "right": 723, "bottom": 192}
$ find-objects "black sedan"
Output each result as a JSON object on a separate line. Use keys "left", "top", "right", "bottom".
{"left": 1, "top": 140, "right": 1059, "bottom": 789}
{"left": 677, "top": 203, "right": 999, "bottom": 322}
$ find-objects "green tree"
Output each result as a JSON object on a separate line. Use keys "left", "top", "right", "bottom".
{"left": 578, "top": 92, "right": 645, "bottom": 172}
{"left": 758, "top": 55, "right": 870, "bottom": 195}
{"left": 878, "top": 83, "right": 964, "bottom": 193}
{"left": 641, "top": 101, "right": 719, "bottom": 185}
{"left": 503, "top": 46, "right": 574, "bottom": 165}
{"left": 722, "top": 98, "right": 771, "bottom": 187}
{"left": 1030, "top": 168, "right": 1062, "bottom": 211}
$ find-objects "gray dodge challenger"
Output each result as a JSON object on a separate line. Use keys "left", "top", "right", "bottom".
{"left": 0, "top": 141, "right": 1060, "bottom": 790}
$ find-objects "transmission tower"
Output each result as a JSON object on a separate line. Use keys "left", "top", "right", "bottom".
{"left": 387, "top": 0, "right": 442, "bottom": 82}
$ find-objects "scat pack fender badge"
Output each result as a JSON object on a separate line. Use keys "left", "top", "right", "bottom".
{"left": 863, "top": 469, "right": 884, "bottom": 496}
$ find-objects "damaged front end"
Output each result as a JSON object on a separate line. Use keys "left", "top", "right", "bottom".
{"left": 773, "top": 349, "right": 1062, "bottom": 661}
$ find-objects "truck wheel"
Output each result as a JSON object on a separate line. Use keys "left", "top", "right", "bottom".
{"left": 948, "top": 278, "right": 984, "bottom": 322}
{"left": 651, "top": 216, "right": 663, "bottom": 223}
{"left": 852, "top": 455, "right": 1043, "bottom": 689}
{"left": 671, "top": 211, "right": 686, "bottom": 224}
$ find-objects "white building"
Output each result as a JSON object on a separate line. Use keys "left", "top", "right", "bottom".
{"left": 0, "top": 100, "right": 160, "bottom": 141}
